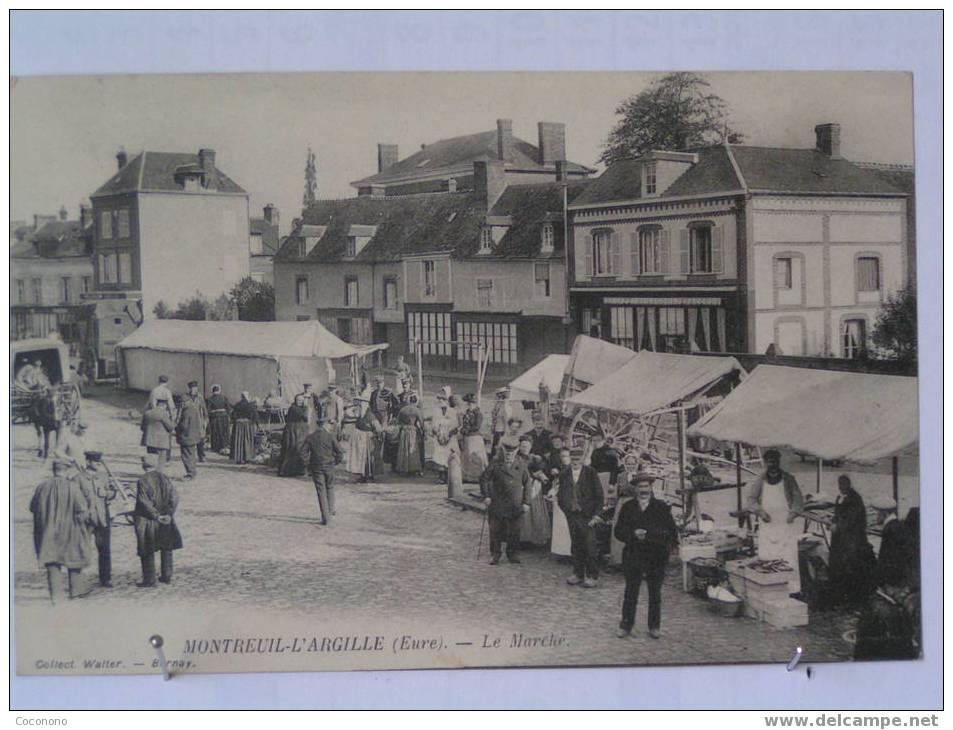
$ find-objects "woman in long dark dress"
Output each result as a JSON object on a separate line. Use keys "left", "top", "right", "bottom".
{"left": 230, "top": 392, "right": 258, "bottom": 465}
{"left": 395, "top": 393, "right": 424, "bottom": 476}
{"left": 826, "top": 475, "right": 876, "bottom": 607}
{"left": 355, "top": 403, "right": 383, "bottom": 482}
{"left": 206, "top": 384, "right": 231, "bottom": 454}
{"left": 277, "top": 394, "right": 309, "bottom": 477}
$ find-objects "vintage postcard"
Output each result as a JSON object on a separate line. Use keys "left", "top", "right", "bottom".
{"left": 10, "top": 71, "right": 921, "bottom": 676}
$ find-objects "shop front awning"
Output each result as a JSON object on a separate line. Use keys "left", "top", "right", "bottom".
{"left": 687, "top": 364, "right": 919, "bottom": 463}
{"left": 565, "top": 351, "right": 745, "bottom": 416}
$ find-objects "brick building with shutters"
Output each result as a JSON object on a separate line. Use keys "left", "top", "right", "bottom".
{"left": 568, "top": 124, "right": 911, "bottom": 359}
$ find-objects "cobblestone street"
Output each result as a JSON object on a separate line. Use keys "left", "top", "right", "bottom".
{"left": 13, "top": 392, "right": 860, "bottom": 673}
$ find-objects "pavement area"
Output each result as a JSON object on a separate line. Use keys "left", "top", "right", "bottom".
{"left": 12, "top": 388, "right": 874, "bottom": 671}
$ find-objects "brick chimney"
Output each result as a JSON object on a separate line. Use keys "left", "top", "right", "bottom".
{"left": 555, "top": 160, "right": 569, "bottom": 182}
{"left": 537, "top": 122, "right": 566, "bottom": 165}
{"left": 474, "top": 159, "right": 507, "bottom": 211}
{"left": 377, "top": 144, "right": 399, "bottom": 173}
{"left": 116, "top": 147, "right": 127, "bottom": 170}
{"left": 263, "top": 204, "right": 279, "bottom": 231}
{"left": 198, "top": 148, "right": 217, "bottom": 189}
{"left": 815, "top": 123, "right": 842, "bottom": 159}
{"left": 58, "top": 206, "right": 68, "bottom": 221}
{"left": 80, "top": 203, "right": 92, "bottom": 229}
{"left": 496, "top": 119, "right": 513, "bottom": 162}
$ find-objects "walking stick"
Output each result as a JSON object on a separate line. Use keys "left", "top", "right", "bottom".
{"left": 476, "top": 509, "right": 488, "bottom": 561}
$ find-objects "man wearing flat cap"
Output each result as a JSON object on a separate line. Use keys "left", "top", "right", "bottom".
{"left": 300, "top": 415, "right": 345, "bottom": 526}
{"left": 30, "top": 458, "right": 91, "bottom": 603}
{"left": 480, "top": 440, "right": 531, "bottom": 565}
{"left": 134, "top": 453, "right": 182, "bottom": 587}
{"left": 74, "top": 451, "right": 116, "bottom": 588}
{"left": 614, "top": 474, "right": 677, "bottom": 638}
{"left": 176, "top": 380, "right": 207, "bottom": 480}
{"left": 557, "top": 446, "right": 604, "bottom": 587}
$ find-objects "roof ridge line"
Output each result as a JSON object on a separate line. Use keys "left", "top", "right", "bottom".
{"left": 723, "top": 142, "right": 748, "bottom": 193}
{"left": 137, "top": 150, "right": 147, "bottom": 190}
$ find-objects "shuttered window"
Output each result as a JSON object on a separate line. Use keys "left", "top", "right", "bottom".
{"left": 637, "top": 227, "right": 666, "bottom": 274}
{"left": 856, "top": 257, "right": 880, "bottom": 292}
{"left": 591, "top": 230, "right": 618, "bottom": 276}
{"left": 681, "top": 224, "right": 724, "bottom": 274}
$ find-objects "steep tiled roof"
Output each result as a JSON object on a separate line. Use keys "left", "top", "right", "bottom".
{"left": 572, "top": 144, "right": 907, "bottom": 208}
{"left": 352, "top": 129, "right": 593, "bottom": 186}
{"left": 91, "top": 151, "right": 246, "bottom": 197}
{"left": 249, "top": 218, "right": 279, "bottom": 255}
{"left": 11, "top": 220, "right": 91, "bottom": 259}
{"left": 275, "top": 194, "right": 485, "bottom": 263}
{"left": 730, "top": 146, "right": 906, "bottom": 195}
{"left": 487, "top": 181, "right": 590, "bottom": 258}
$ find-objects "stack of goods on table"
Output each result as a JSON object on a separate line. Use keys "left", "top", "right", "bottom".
{"left": 724, "top": 558, "right": 808, "bottom": 628}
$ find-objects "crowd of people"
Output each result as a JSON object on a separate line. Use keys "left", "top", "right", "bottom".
{"left": 22, "top": 368, "right": 921, "bottom": 657}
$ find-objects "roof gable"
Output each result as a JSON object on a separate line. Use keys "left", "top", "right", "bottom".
{"left": 92, "top": 151, "right": 246, "bottom": 197}
{"left": 12, "top": 220, "right": 91, "bottom": 258}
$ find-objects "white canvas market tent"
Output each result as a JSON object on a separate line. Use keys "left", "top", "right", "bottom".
{"left": 565, "top": 351, "right": 745, "bottom": 415}
{"left": 687, "top": 365, "right": 918, "bottom": 463}
{"left": 559, "top": 335, "right": 637, "bottom": 398}
{"left": 116, "top": 319, "right": 387, "bottom": 401}
{"left": 508, "top": 354, "right": 571, "bottom": 403}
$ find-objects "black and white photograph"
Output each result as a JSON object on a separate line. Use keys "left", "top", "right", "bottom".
{"left": 10, "top": 67, "right": 924, "bottom": 678}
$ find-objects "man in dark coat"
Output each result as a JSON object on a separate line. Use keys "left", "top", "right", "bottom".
{"left": 299, "top": 416, "right": 344, "bottom": 526}
{"left": 74, "top": 450, "right": 116, "bottom": 588}
{"left": 557, "top": 446, "right": 604, "bottom": 587}
{"left": 614, "top": 475, "right": 678, "bottom": 638}
{"left": 30, "top": 458, "right": 91, "bottom": 603}
{"left": 589, "top": 433, "right": 624, "bottom": 489}
{"left": 134, "top": 453, "right": 183, "bottom": 587}
{"left": 872, "top": 496, "right": 908, "bottom": 588}
{"left": 480, "top": 441, "right": 530, "bottom": 565}
{"left": 141, "top": 401, "right": 174, "bottom": 464}
{"left": 527, "top": 411, "right": 554, "bottom": 460}
{"left": 826, "top": 475, "right": 875, "bottom": 607}
{"left": 176, "top": 381, "right": 207, "bottom": 480}
{"left": 369, "top": 376, "right": 399, "bottom": 426}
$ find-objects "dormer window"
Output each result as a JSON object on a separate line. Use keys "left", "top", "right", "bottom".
{"left": 480, "top": 227, "right": 494, "bottom": 253}
{"left": 644, "top": 162, "right": 658, "bottom": 195}
{"left": 541, "top": 223, "right": 554, "bottom": 252}
{"left": 347, "top": 236, "right": 357, "bottom": 258}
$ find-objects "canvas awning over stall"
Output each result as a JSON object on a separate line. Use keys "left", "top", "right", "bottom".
{"left": 508, "top": 354, "right": 570, "bottom": 403}
{"left": 116, "top": 319, "right": 387, "bottom": 401}
{"left": 560, "top": 335, "right": 637, "bottom": 397}
{"left": 687, "top": 364, "right": 918, "bottom": 463}
{"left": 565, "top": 351, "right": 745, "bottom": 416}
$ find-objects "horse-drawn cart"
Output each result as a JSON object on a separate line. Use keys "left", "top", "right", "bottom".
{"left": 11, "top": 337, "right": 82, "bottom": 426}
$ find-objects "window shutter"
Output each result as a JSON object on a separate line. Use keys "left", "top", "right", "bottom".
{"left": 679, "top": 229, "right": 690, "bottom": 273}
{"left": 610, "top": 232, "right": 621, "bottom": 275}
{"left": 659, "top": 229, "right": 671, "bottom": 274}
{"left": 712, "top": 225, "right": 724, "bottom": 273}
{"left": 584, "top": 234, "right": 593, "bottom": 277}
{"left": 419, "top": 262, "right": 425, "bottom": 294}
{"left": 629, "top": 233, "right": 640, "bottom": 276}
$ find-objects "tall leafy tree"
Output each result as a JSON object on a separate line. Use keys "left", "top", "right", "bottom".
{"left": 303, "top": 146, "right": 318, "bottom": 211}
{"left": 871, "top": 284, "right": 917, "bottom": 369}
{"left": 229, "top": 277, "right": 276, "bottom": 321}
{"left": 600, "top": 72, "right": 742, "bottom": 165}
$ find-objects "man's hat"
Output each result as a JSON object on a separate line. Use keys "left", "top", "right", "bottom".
{"left": 629, "top": 472, "right": 657, "bottom": 486}
{"left": 158, "top": 375, "right": 169, "bottom": 383}
{"left": 187, "top": 380, "right": 199, "bottom": 388}
{"left": 463, "top": 393, "right": 477, "bottom": 403}
{"left": 51, "top": 456, "right": 72, "bottom": 469}
{"left": 763, "top": 448, "right": 781, "bottom": 462}
{"left": 531, "top": 411, "right": 544, "bottom": 422}
{"left": 495, "top": 387, "right": 508, "bottom": 396}
{"left": 328, "top": 384, "right": 338, "bottom": 391}
{"left": 84, "top": 450, "right": 103, "bottom": 462}
{"left": 502, "top": 440, "right": 519, "bottom": 451}
{"left": 142, "top": 453, "right": 158, "bottom": 468}
{"left": 569, "top": 446, "right": 585, "bottom": 457}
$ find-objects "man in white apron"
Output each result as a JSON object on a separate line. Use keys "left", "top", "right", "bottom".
{"left": 747, "top": 449, "right": 805, "bottom": 594}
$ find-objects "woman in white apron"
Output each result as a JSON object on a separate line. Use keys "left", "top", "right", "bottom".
{"left": 747, "top": 449, "right": 805, "bottom": 593}
{"left": 548, "top": 449, "right": 572, "bottom": 558}
{"left": 429, "top": 395, "right": 458, "bottom": 483}
{"left": 459, "top": 394, "right": 488, "bottom": 482}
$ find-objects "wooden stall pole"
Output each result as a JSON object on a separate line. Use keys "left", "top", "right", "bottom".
{"left": 677, "top": 409, "right": 688, "bottom": 527}
{"left": 816, "top": 458, "right": 822, "bottom": 493}
{"left": 416, "top": 339, "right": 424, "bottom": 403}
{"left": 892, "top": 456, "right": 900, "bottom": 504}
{"left": 735, "top": 442, "right": 744, "bottom": 529}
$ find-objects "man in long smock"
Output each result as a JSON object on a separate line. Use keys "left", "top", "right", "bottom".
{"left": 747, "top": 449, "right": 804, "bottom": 594}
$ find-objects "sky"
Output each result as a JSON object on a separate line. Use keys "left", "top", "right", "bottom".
{"left": 10, "top": 71, "right": 913, "bottom": 234}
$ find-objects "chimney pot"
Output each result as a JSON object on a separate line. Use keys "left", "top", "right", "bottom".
{"left": 116, "top": 147, "right": 128, "bottom": 171}
{"left": 496, "top": 119, "right": 513, "bottom": 162}
{"left": 198, "top": 148, "right": 217, "bottom": 189}
{"left": 814, "top": 123, "right": 842, "bottom": 159}
{"left": 377, "top": 144, "right": 399, "bottom": 173}
{"left": 59, "top": 206, "right": 68, "bottom": 221}
{"left": 263, "top": 204, "right": 279, "bottom": 232}
{"left": 537, "top": 122, "right": 567, "bottom": 166}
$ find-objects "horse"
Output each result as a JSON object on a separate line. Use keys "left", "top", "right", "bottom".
{"left": 28, "top": 388, "right": 62, "bottom": 459}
